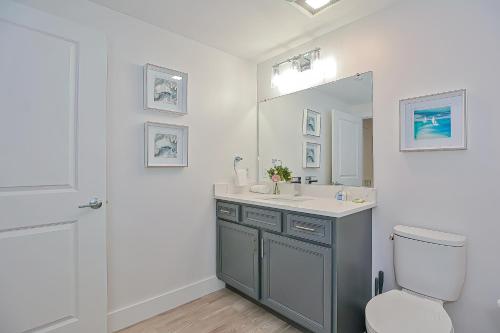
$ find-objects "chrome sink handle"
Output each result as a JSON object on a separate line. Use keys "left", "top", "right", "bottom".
{"left": 79, "top": 197, "right": 103, "bottom": 209}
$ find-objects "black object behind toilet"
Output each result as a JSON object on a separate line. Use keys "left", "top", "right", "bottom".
{"left": 374, "top": 271, "right": 384, "bottom": 296}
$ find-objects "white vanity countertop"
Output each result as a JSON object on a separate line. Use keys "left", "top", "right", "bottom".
{"left": 214, "top": 184, "right": 376, "bottom": 218}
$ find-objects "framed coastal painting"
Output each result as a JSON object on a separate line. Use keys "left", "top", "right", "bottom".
{"left": 303, "top": 109, "right": 321, "bottom": 137}
{"left": 303, "top": 142, "right": 321, "bottom": 168}
{"left": 400, "top": 89, "right": 466, "bottom": 151}
{"left": 145, "top": 122, "right": 188, "bottom": 167}
{"left": 144, "top": 63, "right": 188, "bottom": 115}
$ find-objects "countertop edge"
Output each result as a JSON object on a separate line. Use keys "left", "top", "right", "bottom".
{"left": 214, "top": 194, "right": 375, "bottom": 218}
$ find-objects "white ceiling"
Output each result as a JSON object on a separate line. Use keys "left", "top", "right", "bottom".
{"left": 89, "top": 0, "right": 402, "bottom": 61}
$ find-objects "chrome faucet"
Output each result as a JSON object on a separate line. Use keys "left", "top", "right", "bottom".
{"left": 305, "top": 176, "right": 318, "bottom": 184}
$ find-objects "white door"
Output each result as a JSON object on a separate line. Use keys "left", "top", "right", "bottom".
{"left": 0, "top": 2, "right": 107, "bottom": 333}
{"left": 332, "top": 110, "right": 363, "bottom": 186}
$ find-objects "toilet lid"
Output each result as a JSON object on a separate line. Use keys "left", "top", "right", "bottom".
{"left": 366, "top": 290, "right": 452, "bottom": 333}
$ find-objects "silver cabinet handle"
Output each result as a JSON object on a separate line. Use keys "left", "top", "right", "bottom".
{"left": 295, "top": 225, "right": 316, "bottom": 232}
{"left": 79, "top": 197, "right": 102, "bottom": 209}
{"left": 219, "top": 209, "right": 231, "bottom": 214}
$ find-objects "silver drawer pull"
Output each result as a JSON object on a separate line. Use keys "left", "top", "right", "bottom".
{"left": 247, "top": 217, "right": 274, "bottom": 226}
{"left": 219, "top": 209, "right": 231, "bottom": 214}
{"left": 295, "top": 225, "right": 316, "bottom": 232}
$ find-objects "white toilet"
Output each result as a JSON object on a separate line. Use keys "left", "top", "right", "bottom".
{"left": 365, "top": 225, "right": 466, "bottom": 333}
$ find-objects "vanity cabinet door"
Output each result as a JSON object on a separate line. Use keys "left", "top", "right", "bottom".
{"left": 216, "top": 220, "right": 259, "bottom": 299}
{"left": 261, "top": 232, "right": 332, "bottom": 333}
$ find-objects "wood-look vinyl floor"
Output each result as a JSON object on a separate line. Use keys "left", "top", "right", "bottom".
{"left": 118, "top": 288, "right": 304, "bottom": 333}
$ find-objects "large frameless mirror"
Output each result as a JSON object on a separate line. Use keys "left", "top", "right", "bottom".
{"left": 258, "top": 72, "right": 373, "bottom": 187}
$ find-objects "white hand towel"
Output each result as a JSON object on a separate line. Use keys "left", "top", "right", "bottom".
{"left": 235, "top": 168, "right": 248, "bottom": 186}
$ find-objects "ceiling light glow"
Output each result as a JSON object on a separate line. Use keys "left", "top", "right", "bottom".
{"left": 305, "top": 0, "right": 331, "bottom": 9}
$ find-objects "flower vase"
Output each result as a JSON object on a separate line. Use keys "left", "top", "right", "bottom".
{"left": 273, "top": 182, "right": 280, "bottom": 195}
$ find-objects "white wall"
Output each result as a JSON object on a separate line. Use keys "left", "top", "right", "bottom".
{"left": 258, "top": 0, "right": 500, "bottom": 332}
{"left": 18, "top": 0, "right": 257, "bottom": 331}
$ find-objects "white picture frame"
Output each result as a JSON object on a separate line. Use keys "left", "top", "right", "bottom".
{"left": 303, "top": 109, "right": 321, "bottom": 137}
{"left": 400, "top": 89, "right": 467, "bottom": 151}
{"left": 145, "top": 122, "right": 188, "bottom": 167}
{"left": 303, "top": 142, "right": 321, "bottom": 168}
{"left": 144, "top": 63, "right": 188, "bottom": 115}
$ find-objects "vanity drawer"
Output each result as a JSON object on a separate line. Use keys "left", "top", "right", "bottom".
{"left": 242, "top": 206, "right": 282, "bottom": 232}
{"left": 216, "top": 201, "right": 240, "bottom": 222}
{"left": 285, "top": 214, "right": 332, "bottom": 245}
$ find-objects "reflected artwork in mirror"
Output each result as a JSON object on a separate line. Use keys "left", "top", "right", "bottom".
{"left": 258, "top": 72, "right": 373, "bottom": 187}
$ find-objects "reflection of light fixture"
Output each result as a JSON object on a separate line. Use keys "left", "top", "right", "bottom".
{"left": 172, "top": 76, "right": 182, "bottom": 80}
{"left": 271, "top": 48, "right": 337, "bottom": 93}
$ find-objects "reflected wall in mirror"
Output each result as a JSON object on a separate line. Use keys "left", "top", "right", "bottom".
{"left": 258, "top": 72, "right": 373, "bottom": 187}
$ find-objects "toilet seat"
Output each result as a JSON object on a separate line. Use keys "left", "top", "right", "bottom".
{"left": 365, "top": 290, "right": 453, "bottom": 333}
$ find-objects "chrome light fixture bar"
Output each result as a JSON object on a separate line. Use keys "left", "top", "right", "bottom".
{"left": 272, "top": 48, "right": 320, "bottom": 76}
{"left": 271, "top": 48, "right": 337, "bottom": 92}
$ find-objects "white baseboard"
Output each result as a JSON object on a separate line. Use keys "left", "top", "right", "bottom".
{"left": 107, "top": 276, "right": 224, "bottom": 332}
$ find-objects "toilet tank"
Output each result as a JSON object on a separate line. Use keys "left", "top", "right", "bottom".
{"left": 393, "top": 225, "right": 466, "bottom": 302}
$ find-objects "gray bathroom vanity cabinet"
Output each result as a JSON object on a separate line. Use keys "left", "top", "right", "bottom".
{"left": 215, "top": 200, "right": 372, "bottom": 333}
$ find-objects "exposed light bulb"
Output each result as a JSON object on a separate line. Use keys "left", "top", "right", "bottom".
{"left": 305, "top": 0, "right": 331, "bottom": 10}
{"left": 271, "top": 65, "right": 280, "bottom": 88}
{"left": 310, "top": 49, "right": 320, "bottom": 70}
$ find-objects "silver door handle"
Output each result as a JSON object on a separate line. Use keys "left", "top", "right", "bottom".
{"left": 79, "top": 198, "right": 102, "bottom": 209}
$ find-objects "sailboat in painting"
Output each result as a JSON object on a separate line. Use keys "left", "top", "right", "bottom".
{"left": 414, "top": 106, "right": 452, "bottom": 140}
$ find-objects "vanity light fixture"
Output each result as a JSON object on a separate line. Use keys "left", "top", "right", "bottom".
{"left": 271, "top": 48, "right": 321, "bottom": 86}
{"left": 286, "top": 0, "right": 339, "bottom": 16}
{"left": 271, "top": 48, "right": 337, "bottom": 93}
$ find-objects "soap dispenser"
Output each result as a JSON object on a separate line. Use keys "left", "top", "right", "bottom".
{"left": 335, "top": 186, "right": 347, "bottom": 201}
